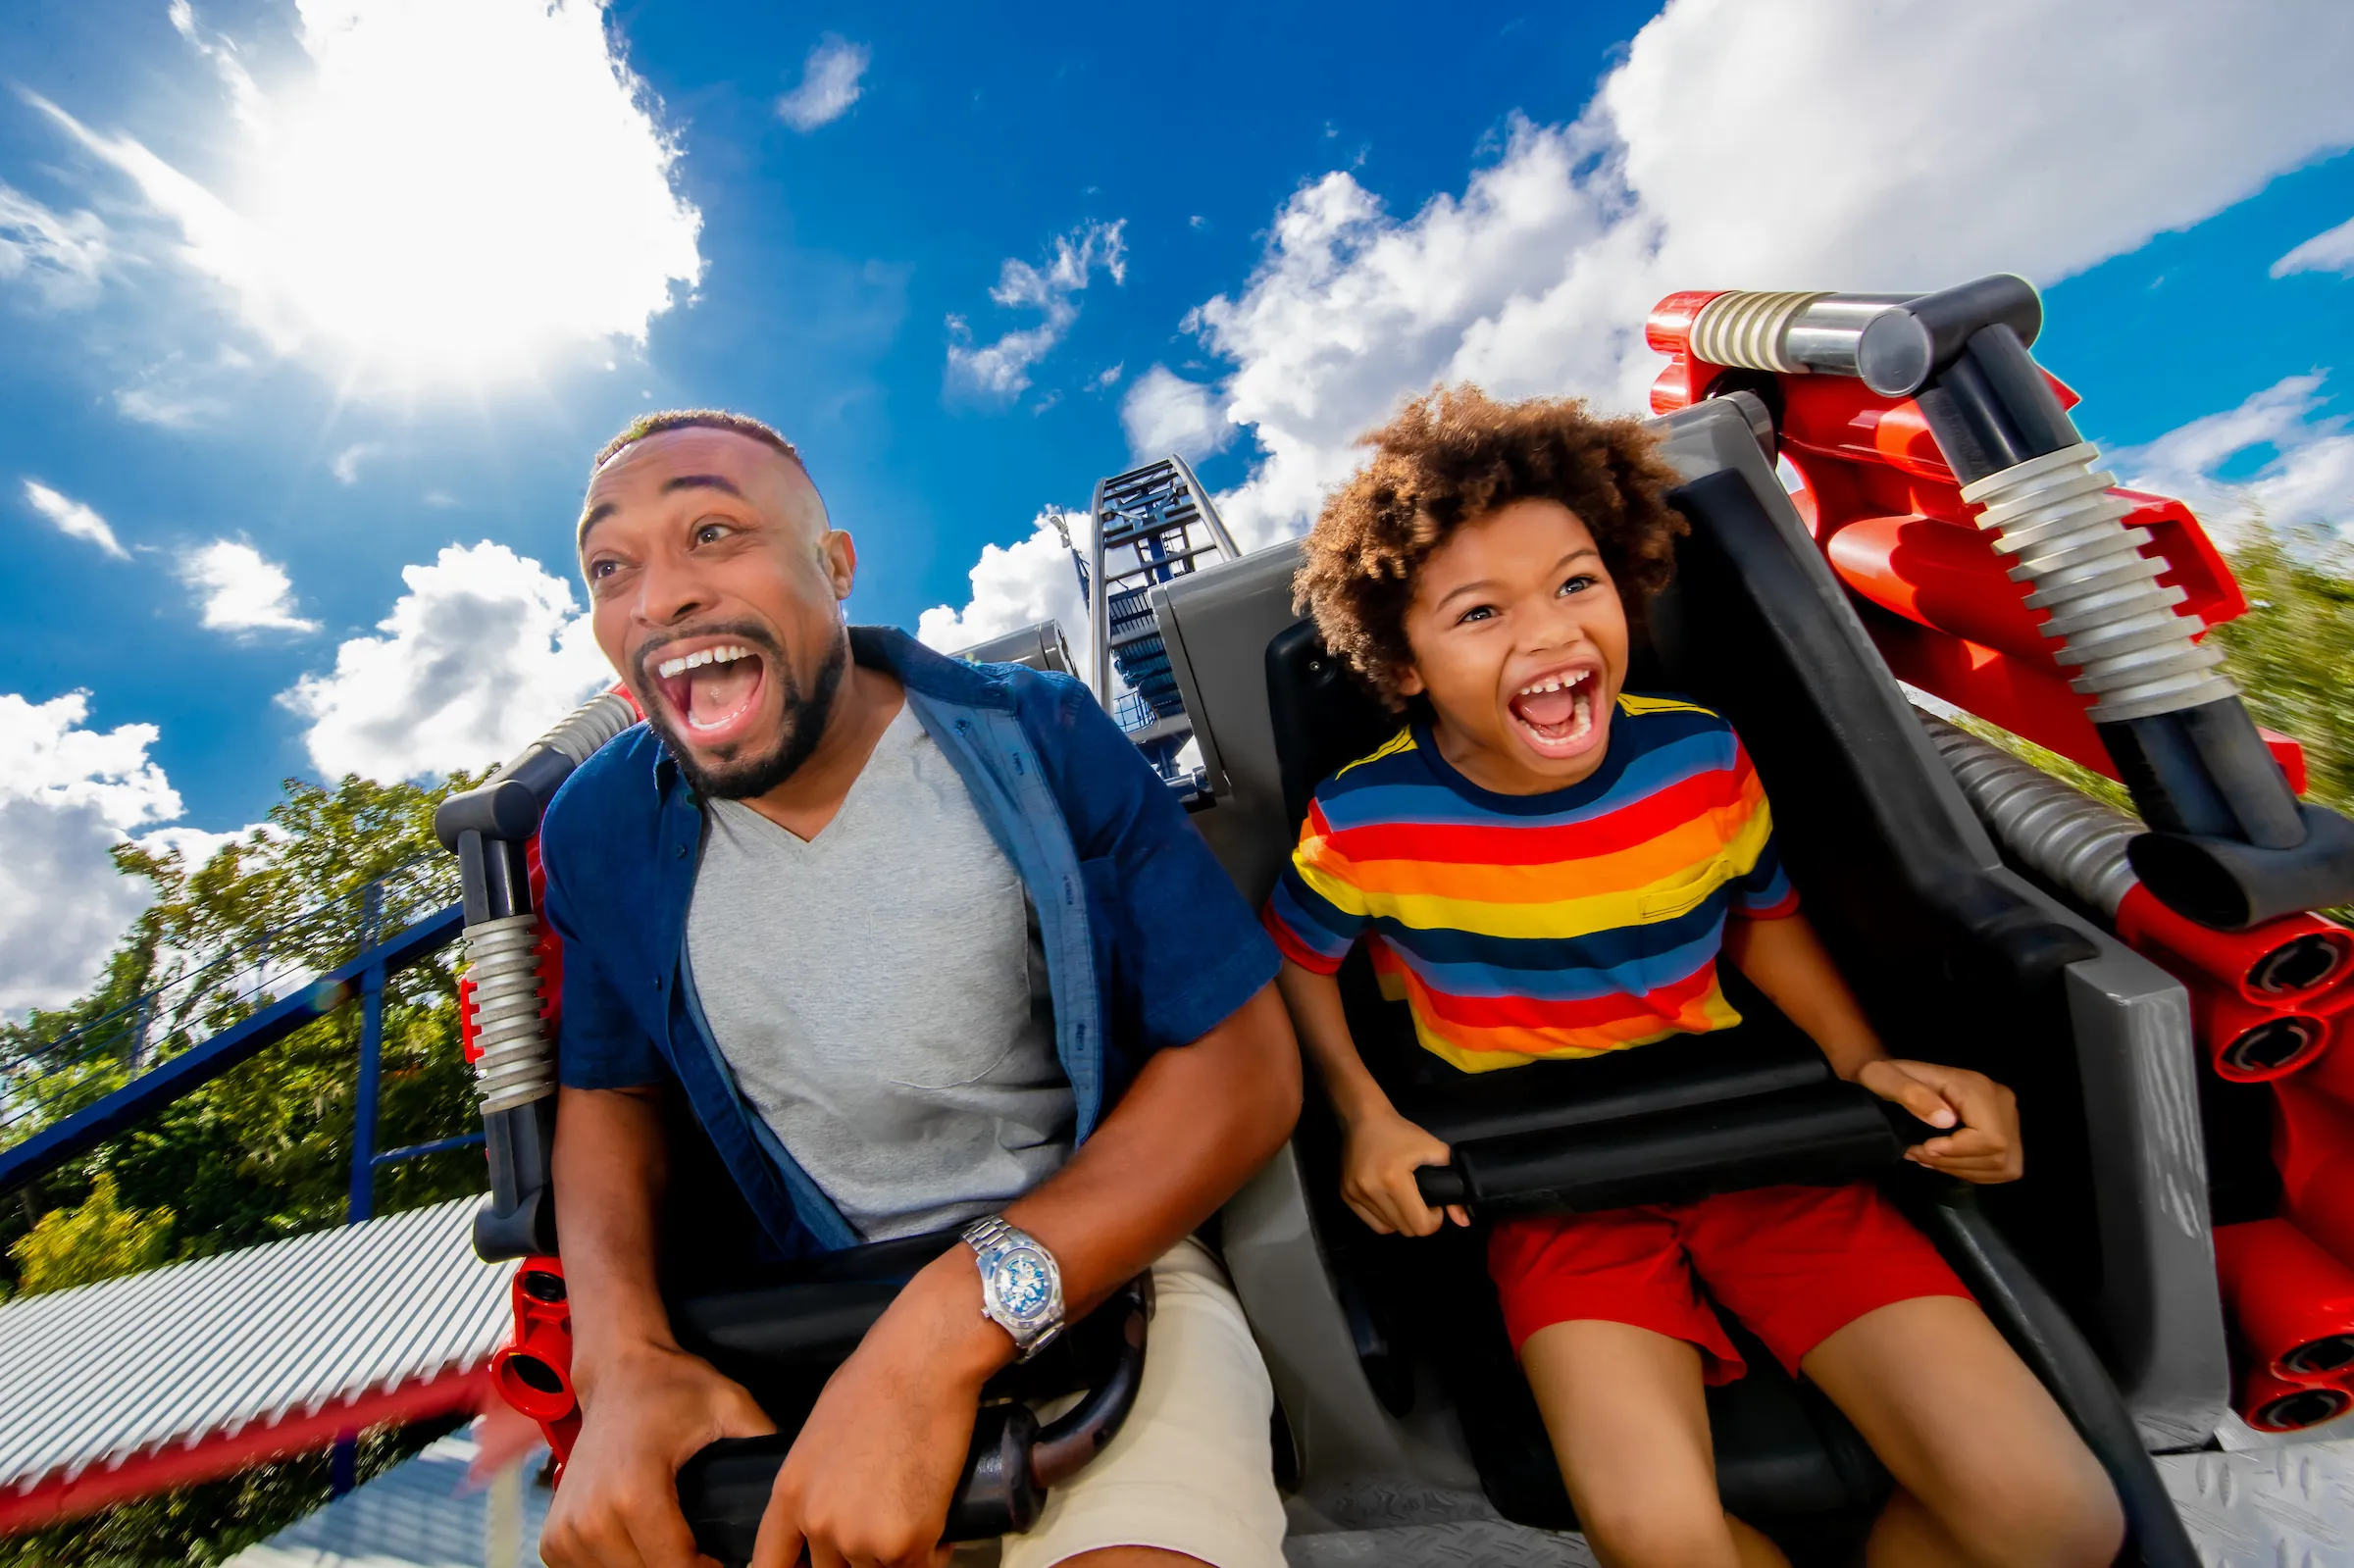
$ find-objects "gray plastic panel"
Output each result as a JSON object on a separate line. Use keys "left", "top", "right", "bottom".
{"left": 1161, "top": 398, "right": 2227, "bottom": 1463}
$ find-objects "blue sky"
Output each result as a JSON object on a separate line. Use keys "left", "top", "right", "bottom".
{"left": 1, "top": 0, "right": 2350, "bottom": 1010}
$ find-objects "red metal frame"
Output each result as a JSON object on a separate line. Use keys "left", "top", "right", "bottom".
{"left": 0, "top": 1370, "right": 488, "bottom": 1533}
{"left": 1644, "top": 294, "right": 2354, "bottom": 1426}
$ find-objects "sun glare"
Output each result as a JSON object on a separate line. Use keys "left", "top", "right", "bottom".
{"left": 76, "top": 0, "right": 705, "bottom": 390}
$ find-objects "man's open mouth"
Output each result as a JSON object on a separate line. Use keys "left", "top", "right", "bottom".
{"left": 649, "top": 641, "right": 768, "bottom": 743}
{"left": 1506, "top": 667, "right": 1604, "bottom": 758}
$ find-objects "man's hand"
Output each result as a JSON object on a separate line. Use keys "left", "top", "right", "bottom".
{"left": 1857, "top": 1057, "right": 2023, "bottom": 1184}
{"left": 751, "top": 1249, "right": 1003, "bottom": 1568}
{"left": 540, "top": 1343, "right": 775, "bottom": 1568}
{"left": 1339, "top": 1105, "right": 1468, "bottom": 1237}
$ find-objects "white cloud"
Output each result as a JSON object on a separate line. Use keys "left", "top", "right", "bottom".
{"left": 281, "top": 541, "right": 610, "bottom": 782}
{"left": 946, "top": 221, "right": 1126, "bottom": 400}
{"left": 2273, "top": 216, "right": 2354, "bottom": 278}
{"left": 916, "top": 507, "right": 1096, "bottom": 674}
{"left": 1121, "top": 365, "right": 1231, "bottom": 462}
{"left": 0, "top": 181, "right": 110, "bottom": 309}
{"left": 1155, "top": 0, "right": 2354, "bottom": 551}
{"left": 0, "top": 692, "right": 182, "bottom": 1016}
{"left": 777, "top": 35, "right": 869, "bottom": 131}
{"left": 331, "top": 441, "right": 381, "bottom": 485}
{"left": 2114, "top": 373, "right": 2354, "bottom": 540}
{"left": 27, "top": 0, "right": 702, "bottom": 391}
{"left": 179, "top": 539, "right": 321, "bottom": 633}
{"left": 22, "top": 479, "right": 129, "bottom": 559}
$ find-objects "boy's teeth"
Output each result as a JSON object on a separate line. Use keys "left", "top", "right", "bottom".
{"left": 1516, "top": 670, "right": 1588, "bottom": 696}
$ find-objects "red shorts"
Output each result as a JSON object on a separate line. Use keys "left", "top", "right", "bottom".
{"left": 1486, "top": 1182, "right": 1970, "bottom": 1384}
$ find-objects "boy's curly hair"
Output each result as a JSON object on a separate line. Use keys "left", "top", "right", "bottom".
{"left": 1295, "top": 385, "right": 1690, "bottom": 710}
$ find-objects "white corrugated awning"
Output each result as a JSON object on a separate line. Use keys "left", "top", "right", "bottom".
{"left": 0, "top": 1197, "right": 511, "bottom": 1499}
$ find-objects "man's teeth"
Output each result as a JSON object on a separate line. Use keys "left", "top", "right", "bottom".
{"left": 655, "top": 644, "right": 754, "bottom": 681}
{"left": 1515, "top": 670, "right": 1591, "bottom": 697}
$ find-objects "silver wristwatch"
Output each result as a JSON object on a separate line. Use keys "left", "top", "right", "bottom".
{"left": 961, "top": 1214, "right": 1065, "bottom": 1360}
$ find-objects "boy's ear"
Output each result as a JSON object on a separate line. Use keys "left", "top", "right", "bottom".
{"left": 1395, "top": 665, "right": 1425, "bottom": 697}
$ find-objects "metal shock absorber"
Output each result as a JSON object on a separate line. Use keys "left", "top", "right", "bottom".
{"left": 436, "top": 688, "right": 640, "bottom": 1260}
{"left": 1961, "top": 444, "right": 2237, "bottom": 726}
{"left": 1690, "top": 274, "right": 2354, "bottom": 930}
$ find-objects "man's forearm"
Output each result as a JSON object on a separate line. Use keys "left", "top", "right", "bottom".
{"left": 1009, "top": 982, "right": 1302, "bottom": 1311}
{"left": 552, "top": 1085, "right": 682, "bottom": 1392}
{"left": 873, "top": 982, "right": 1303, "bottom": 1393}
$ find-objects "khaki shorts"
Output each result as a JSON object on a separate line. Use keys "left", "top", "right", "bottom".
{"left": 957, "top": 1237, "right": 1288, "bottom": 1568}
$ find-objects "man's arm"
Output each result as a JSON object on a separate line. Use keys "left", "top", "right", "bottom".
{"left": 750, "top": 983, "right": 1302, "bottom": 1568}
{"left": 1722, "top": 911, "right": 2021, "bottom": 1183}
{"left": 540, "top": 1086, "right": 774, "bottom": 1568}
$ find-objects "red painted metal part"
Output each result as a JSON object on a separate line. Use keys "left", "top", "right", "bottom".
{"left": 489, "top": 1257, "right": 580, "bottom": 1480}
{"left": 0, "top": 1370, "right": 489, "bottom": 1533}
{"left": 2215, "top": 1218, "right": 2354, "bottom": 1382}
{"left": 2235, "top": 1362, "right": 2352, "bottom": 1433}
{"left": 1641, "top": 302, "right": 2273, "bottom": 786}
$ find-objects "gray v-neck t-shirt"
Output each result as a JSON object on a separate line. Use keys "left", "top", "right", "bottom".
{"left": 685, "top": 704, "right": 1075, "bottom": 1240}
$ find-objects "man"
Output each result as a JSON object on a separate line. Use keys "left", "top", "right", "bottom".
{"left": 537, "top": 409, "right": 1302, "bottom": 1568}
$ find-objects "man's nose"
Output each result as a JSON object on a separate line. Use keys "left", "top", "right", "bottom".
{"left": 634, "top": 552, "right": 712, "bottom": 628}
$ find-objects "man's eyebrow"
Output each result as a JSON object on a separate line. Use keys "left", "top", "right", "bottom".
{"left": 660, "top": 474, "right": 746, "bottom": 499}
{"left": 577, "top": 474, "right": 749, "bottom": 548}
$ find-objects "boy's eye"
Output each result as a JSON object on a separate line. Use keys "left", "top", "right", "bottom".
{"left": 1456, "top": 604, "right": 1497, "bottom": 626}
{"left": 1559, "top": 573, "right": 1598, "bottom": 596}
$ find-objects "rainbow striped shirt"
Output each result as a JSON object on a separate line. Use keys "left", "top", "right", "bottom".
{"left": 1263, "top": 695, "right": 1800, "bottom": 1074}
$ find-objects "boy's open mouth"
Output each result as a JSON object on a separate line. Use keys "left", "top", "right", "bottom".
{"left": 649, "top": 641, "right": 767, "bottom": 745}
{"left": 1507, "top": 667, "right": 1604, "bottom": 759}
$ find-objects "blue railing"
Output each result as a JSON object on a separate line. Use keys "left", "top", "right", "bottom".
{"left": 0, "top": 857, "right": 471, "bottom": 1222}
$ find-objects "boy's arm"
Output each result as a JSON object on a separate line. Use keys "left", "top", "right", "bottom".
{"left": 1721, "top": 911, "right": 2022, "bottom": 1183}
{"left": 1277, "top": 958, "right": 1469, "bottom": 1235}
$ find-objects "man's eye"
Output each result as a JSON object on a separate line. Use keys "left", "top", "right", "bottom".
{"left": 587, "top": 559, "right": 618, "bottom": 581}
{"left": 693, "top": 520, "right": 733, "bottom": 545}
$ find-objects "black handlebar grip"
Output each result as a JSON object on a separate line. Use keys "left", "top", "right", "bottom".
{"left": 1877, "top": 1096, "right": 1965, "bottom": 1152}
{"left": 1414, "top": 1164, "right": 1469, "bottom": 1209}
{"left": 675, "top": 1275, "right": 1152, "bottom": 1564}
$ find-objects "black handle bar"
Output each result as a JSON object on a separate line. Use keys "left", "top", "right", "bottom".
{"left": 676, "top": 1275, "right": 1151, "bottom": 1563}
{"left": 1409, "top": 1092, "right": 1966, "bottom": 1214}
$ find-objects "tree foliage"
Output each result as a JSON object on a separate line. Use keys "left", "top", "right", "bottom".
{"left": 9, "top": 1174, "right": 174, "bottom": 1296}
{"left": 0, "top": 771, "right": 485, "bottom": 1291}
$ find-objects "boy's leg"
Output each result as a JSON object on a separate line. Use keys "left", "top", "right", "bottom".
{"left": 1802, "top": 1295, "right": 2123, "bottom": 1568}
{"left": 1520, "top": 1321, "right": 1789, "bottom": 1568}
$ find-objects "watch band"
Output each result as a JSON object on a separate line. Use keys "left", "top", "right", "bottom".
{"left": 961, "top": 1214, "right": 1064, "bottom": 1360}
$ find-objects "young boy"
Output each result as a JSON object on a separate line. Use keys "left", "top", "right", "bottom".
{"left": 1264, "top": 387, "right": 2124, "bottom": 1568}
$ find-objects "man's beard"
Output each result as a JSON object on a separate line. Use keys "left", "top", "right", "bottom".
{"left": 641, "top": 623, "right": 850, "bottom": 801}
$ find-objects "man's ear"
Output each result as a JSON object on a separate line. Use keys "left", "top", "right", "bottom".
{"left": 822, "top": 529, "right": 857, "bottom": 600}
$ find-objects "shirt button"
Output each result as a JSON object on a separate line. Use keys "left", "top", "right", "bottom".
{"left": 675, "top": 844, "right": 688, "bottom": 859}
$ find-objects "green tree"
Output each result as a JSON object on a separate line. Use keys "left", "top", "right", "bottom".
{"left": 8, "top": 1174, "right": 173, "bottom": 1297}
{"left": 2208, "top": 518, "right": 2354, "bottom": 813}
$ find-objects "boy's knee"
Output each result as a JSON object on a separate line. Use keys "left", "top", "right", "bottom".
{"left": 1946, "top": 1463, "right": 2124, "bottom": 1568}
{"left": 1575, "top": 1498, "right": 1742, "bottom": 1568}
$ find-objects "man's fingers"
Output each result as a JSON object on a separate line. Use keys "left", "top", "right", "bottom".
{"left": 747, "top": 1501, "right": 805, "bottom": 1568}
{"left": 1448, "top": 1204, "right": 1471, "bottom": 1227}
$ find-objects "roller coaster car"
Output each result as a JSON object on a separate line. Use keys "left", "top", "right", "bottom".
{"left": 1150, "top": 392, "right": 2222, "bottom": 1563}
{"left": 443, "top": 277, "right": 2354, "bottom": 1564}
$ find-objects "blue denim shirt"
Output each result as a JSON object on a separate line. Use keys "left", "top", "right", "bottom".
{"left": 539, "top": 626, "right": 1280, "bottom": 1259}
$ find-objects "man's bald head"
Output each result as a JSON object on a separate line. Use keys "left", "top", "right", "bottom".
{"left": 577, "top": 415, "right": 858, "bottom": 801}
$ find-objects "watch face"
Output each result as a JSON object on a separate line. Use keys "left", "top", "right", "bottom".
{"left": 994, "top": 1247, "right": 1054, "bottom": 1322}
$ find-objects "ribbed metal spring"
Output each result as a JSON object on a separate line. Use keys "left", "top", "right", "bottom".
{"left": 465, "top": 912, "right": 554, "bottom": 1114}
{"left": 530, "top": 689, "right": 639, "bottom": 771}
{"left": 1959, "top": 443, "right": 2238, "bottom": 724}
{"left": 1919, "top": 712, "right": 2142, "bottom": 916}
{"left": 1688, "top": 290, "right": 1827, "bottom": 374}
